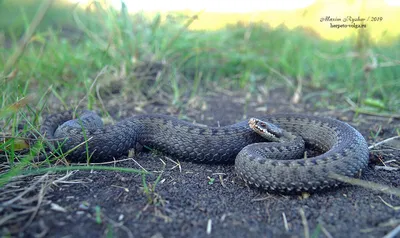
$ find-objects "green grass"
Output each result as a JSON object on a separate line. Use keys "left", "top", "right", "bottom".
{"left": 1, "top": 1, "right": 399, "bottom": 106}
{"left": 141, "top": 164, "right": 165, "bottom": 206}
{"left": 0, "top": 0, "right": 399, "bottom": 182}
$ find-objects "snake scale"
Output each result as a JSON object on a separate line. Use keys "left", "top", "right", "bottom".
{"left": 41, "top": 110, "right": 369, "bottom": 193}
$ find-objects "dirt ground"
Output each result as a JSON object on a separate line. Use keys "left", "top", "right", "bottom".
{"left": 1, "top": 89, "right": 400, "bottom": 238}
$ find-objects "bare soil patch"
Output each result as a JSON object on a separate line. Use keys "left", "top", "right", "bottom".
{"left": 1, "top": 89, "right": 399, "bottom": 238}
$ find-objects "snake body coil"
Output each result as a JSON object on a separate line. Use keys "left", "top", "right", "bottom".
{"left": 41, "top": 111, "right": 369, "bottom": 192}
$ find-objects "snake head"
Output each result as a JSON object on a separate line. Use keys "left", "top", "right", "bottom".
{"left": 248, "top": 118, "right": 284, "bottom": 142}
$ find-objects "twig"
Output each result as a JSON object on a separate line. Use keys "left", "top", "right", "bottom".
{"left": 369, "top": 136, "right": 400, "bottom": 150}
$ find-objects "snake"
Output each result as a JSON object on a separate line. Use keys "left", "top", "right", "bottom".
{"left": 41, "top": 110, "right": 370, "bottom": 193}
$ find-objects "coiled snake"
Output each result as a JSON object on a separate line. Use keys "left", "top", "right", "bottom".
{"left": 41, "top": 110, "right": 369, "bottom": 193}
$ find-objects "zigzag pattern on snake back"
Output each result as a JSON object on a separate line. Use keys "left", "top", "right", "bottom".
{"left": 41, "top": 110, "right": 370, "bottom": 193}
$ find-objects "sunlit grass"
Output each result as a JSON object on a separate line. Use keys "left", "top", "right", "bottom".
{"left": 0, "top": 0, "right": 399, "bottom": 110}
{"left": 181, "top": 0, "right": 400, "bottom": 43}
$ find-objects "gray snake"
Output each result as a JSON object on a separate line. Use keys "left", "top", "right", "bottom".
{"left": 41, "top": 111, "right": 370, "bottom": 193}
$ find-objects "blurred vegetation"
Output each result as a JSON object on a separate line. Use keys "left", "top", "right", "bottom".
{"left": 185, "top": 0, "right": 400, "bottom": 43}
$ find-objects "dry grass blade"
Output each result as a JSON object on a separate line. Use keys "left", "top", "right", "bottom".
{"left": 1, "top": 174, "right": 48, "bottom": 207}
{"left": 291, "top": 76, "right": 302, "bottom": 104}
{"left": 320, "top": 225, "right": 334, "bottom": 238}
{"left": 383, "top": 224, "right": 400, "bottom": 238}
{"left": 378, "top": 196, "right": 400, "bottom": 211}
{"left": 375, "top": 166, "right": 399, "bottom": 171}
{"left": 20, "top": 177, "right": 48, "bottom": 231}
{"left": 86, "top": 158, "right": 136, "bottom": 166}
{"left": 76, "top": 65, "right": 108, "bottom": 111}
{"left": 282, "top": 212, "right": 289, "bottom": 232}
{"left": 0, "top": 173, "right": 51, "bottom": 233}
{"left": 330, "top": 174, "right": 400, "bottom": 197}
{"left": 299, "top": 208, "right": 309, "bottom": 238}
{"left": 165, "top": 157, "right": 181, "bottom": 172}
{"left": 102, "top": 214, "right": 134, "bottom": 238}
{"left": 3, "top": 0, "right": 55, "bottom": 75}
{"left": 368, "top": 136, "right": 400, "bottom": 150}
{"left": 0, "top": 207, "right": 38, "bottom": 227}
